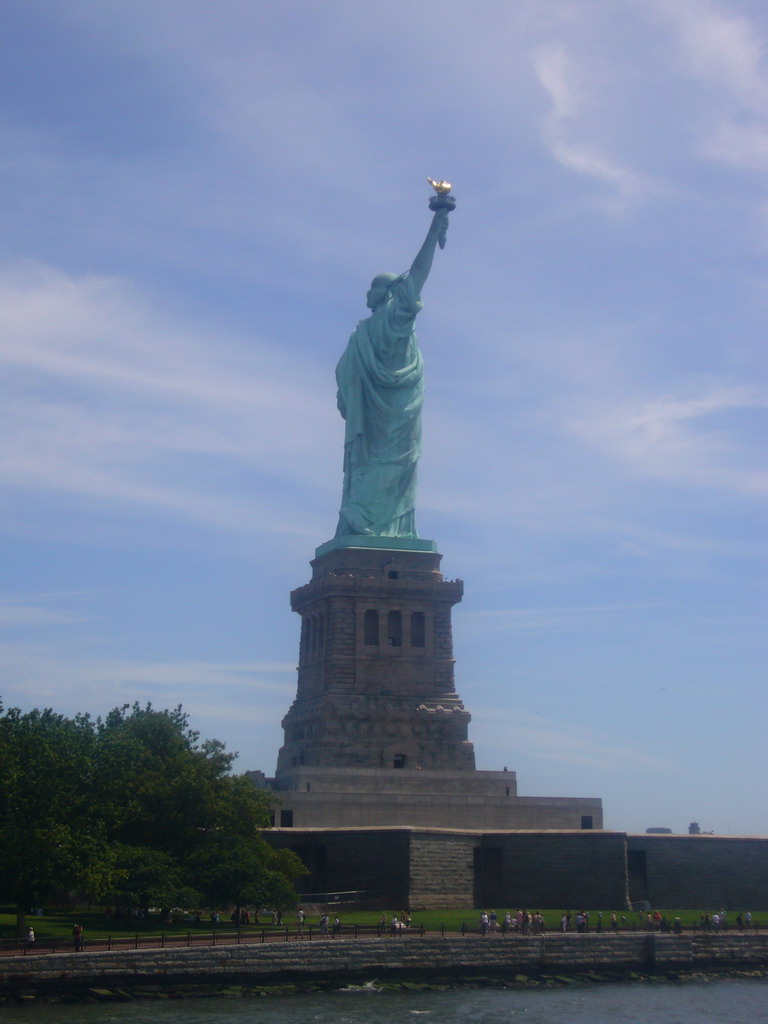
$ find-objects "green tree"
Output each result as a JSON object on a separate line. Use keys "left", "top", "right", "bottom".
{"left": 0, "top": 699, "right": 302, "bottom": 931}
{"left": 94, "top": 703, "right": 237, "bottom": 865}
{"left": 100, "top": 844, "right": 199, "bottom": 915}
{"left": 188, "top": 833, "right": 299, "bottom": 919}
{"left": 0, "top": 704, "right": 114, "bottom": 936}
{"left": 187, "top": 775, "right": 306, "bottom": 916}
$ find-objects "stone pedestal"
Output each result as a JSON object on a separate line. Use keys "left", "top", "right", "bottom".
{"left": 276, "top": 542, "right": 475, "bottom": 777}
{"left": 264, "top": 539, "right": 603, "bottom": 832}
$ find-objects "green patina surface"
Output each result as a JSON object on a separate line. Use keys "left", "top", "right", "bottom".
{"left": 315, "top": 535, "right": 437, "bottom": 558}
{"left": 333, "top": 200, "right": 452, "bottom": 540}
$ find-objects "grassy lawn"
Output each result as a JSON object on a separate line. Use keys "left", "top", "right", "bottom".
{"left": 4, "top": 905, "right": 756, "bottom": 942}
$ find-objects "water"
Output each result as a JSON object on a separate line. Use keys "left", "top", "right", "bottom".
{"left": 0, "top": 980, "right": 766, "bottom": 1024}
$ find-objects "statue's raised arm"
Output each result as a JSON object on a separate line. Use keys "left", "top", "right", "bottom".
{"left": 333, "top": 184, "right": 455, "bottom": 541}
{"left": 409, "top": 207, "right": 450, "bottom": 296}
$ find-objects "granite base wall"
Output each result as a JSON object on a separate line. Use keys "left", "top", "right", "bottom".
{"left": 266, "top": 828, "right": 632, "bottom": 910}
{"left": 627, "top": 834, "right": 768, "bottom": 910}
{"left": 265, "top": 828, "right": 768, "bottom": 913}
{"left": 475, "top": 831, "right": 630, "bottom": 910}
{"left": 266, "top": 828, "right": 411, "bottom": 907}
{"left": 3, "top": 934, "right": 768, "bottom": 999}
{"left": 409, "top": 831, "right": 477, "bottom": 907}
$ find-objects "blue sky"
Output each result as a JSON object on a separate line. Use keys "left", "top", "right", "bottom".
{"left": 2, "top": 0, "right": 766, "bottom": 836}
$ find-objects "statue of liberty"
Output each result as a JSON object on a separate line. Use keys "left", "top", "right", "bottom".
{"left": 334, "top": 186, "right": 454, "bottom": 538}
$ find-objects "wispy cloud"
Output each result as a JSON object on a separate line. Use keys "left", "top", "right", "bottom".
{"left": 0, "top": 645, "right": 295, "bottom": 765}
{"left": 471, "top": 707, "right": 674, "bottom": 773}
{"left": 657, "top": 0, "right": 768, "bottom": 170}
{"left": 0, "top": 261, "right": 339, "bottom": 534}
{"left": 664, "top": 1, "right": 768, "bottom": 107}
{"left": 0, "top": 597, "right": 86, "bottom": 627}
{"left": 569, "top": 384, "right": 768, "bottom": 495}
{"left": 0, "top": 644, "right": 295, "bottom": 735}
{"left": 533, "top": 43, "right": 654, "bottom": 207}
{"left": 463, "top": 602, "right": 664, "bottom": 636}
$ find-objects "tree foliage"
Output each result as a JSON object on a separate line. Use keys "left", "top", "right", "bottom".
{"left": 0, "top": 704, "right": 111, "bottom": 934}
{"left": 0, "top": 700, "right": 304, "bottom": 934}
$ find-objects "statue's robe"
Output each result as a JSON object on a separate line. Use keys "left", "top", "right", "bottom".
{"left": 335, "top": 272, "right": 424, "bottom": 538}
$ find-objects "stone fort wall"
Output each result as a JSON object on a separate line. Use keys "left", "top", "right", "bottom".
{"left": 627, "top": 834, "right": 768, "bottom": 909}
{"left": 265, "top": 828, "right": 768, "bottom": 911}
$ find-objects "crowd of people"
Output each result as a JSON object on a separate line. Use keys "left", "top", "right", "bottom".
{"left": 221, "top": 906, "right": 760, "bottom": 938}
{"left": 479, "top": 910, "right": 546, "bottom": 934}
{"left": 16, "top": 903, "right": 761, "bottom": 954}
{"left": 475, "top": 908, "right": 759, "bottom": 935}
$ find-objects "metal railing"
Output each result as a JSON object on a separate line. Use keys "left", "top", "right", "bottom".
{"left": 0, "top": 921, "right": 428, "bottom": 957}
{"left": 2, "top": 919, "right": 761, "bottom": 957}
